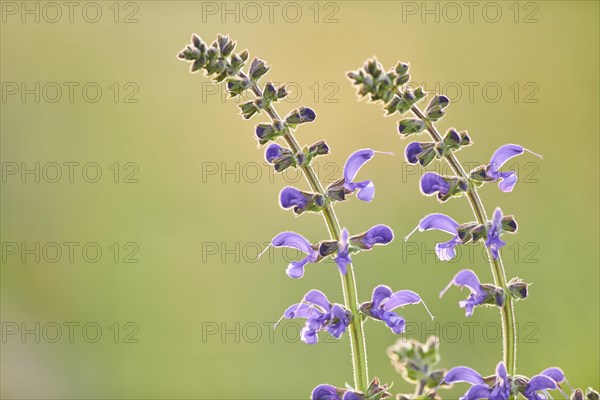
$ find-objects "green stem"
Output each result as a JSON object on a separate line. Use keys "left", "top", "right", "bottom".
{"left": 246, "top": 77, "right": 369, "bottom": 392}
{"left": 410, "top": 105, "right": 517, "bottom": 377}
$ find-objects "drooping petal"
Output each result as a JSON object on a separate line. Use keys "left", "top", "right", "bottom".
{"left": 405, "top": 142, "right": 422, "bottom": 164}
{"left": 444, "top": 366, "right": 485, "bottom": 385}
{"left": 304, "top": 290, "right": 331, "bottom": 311}
{"left": 540, "top": 368, "right": 565, "bottom": 384}
{"left": 272, "top": 232, "right": 313, "bottom": 254}
{"left": 488, "top": 144, "right": 524, "bottom": 173}
{"left": 383, "top": 290, "right": 422, "bottom": 311}
{"left": 485, "top": 208, "right": 505, "bottom": 260}
{"left": 419, "top": 213, "right": 459, "bottom": 235}
{"left": 343, "top": 149, "right": 375, "bottom": 183}
{"left": 371, "top": 285, "right": 393, "bottom": 309}
{"left": 421, "top": 172, "right": 450, "bottom": 196}
{"left": 311, "top": 385, "right": 340, "bottom": 400}
{"left": 355, "top": 224, "right": 394, "bottom": 249}
{"left": 265, "top": 143, "right": 283, "bottom": 162}
{"left": 286, "top": 258, "right": 310, "bottom": 278}
{"left": 382, "top": 310, "right": 406, "bottom": 334}
{"left": 301, "top": 327, "right": 318, "bottom": 344}
{"left": 463, "top": 384, "right": 493, "bottom": 400}
{"left": 435, "top": 237, "right": 461, "bottom": 261}
{"left": 335, "top": 228, "right": 351, "bottom": 275}
{"left": 279, "top": 187, "right": 308, "bottom": 210}
{"left": 497, "top": 171, "right": 518, "bottom": 193}
{"left": 352, "top": 180, "right": 375, "bottom": 202}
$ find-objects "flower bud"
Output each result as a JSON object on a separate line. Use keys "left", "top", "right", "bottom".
{"left": 249, "top": 57, "right": 270, "bottom": 81}
{"left": 398, "top": 119, "right": 426, "bottom": 136}
{"left": 508, "top": 277, "right": 529, "bottom": 300}
{"left": 571, "top": 389, "right": 584, "bottom": 400}
{"left": 285, "top": 107, "right": 316, "bottom": 125}
{"left": 425, "top": 95, "right": 449, "bottom": 121}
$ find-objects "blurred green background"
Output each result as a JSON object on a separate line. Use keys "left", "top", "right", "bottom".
{"left": 1, "top": 1, "right": 598, "bottom": 398}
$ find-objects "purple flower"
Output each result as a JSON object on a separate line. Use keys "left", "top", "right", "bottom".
{"left": 279, "top": 187, "right": 325, "bottom": 214}
{"left": 264, "top": 143, "right": 295, "bottom": 172}
{"left": 521, "top": 369, "right": 565, "bottom": 400}
{"left": 334, "top": 228, "right": 353, "bottom": 275}
{"left": 445, "top": 362, "right": 567, "bottom": 400}
{"left": 445, "top": 362, "right": 511, "bottom": 400}
{"left": 420, "top": 172, "right": 468, "bottom": 201}
{"left": 484, "top": 144, "right": 542, "bottom": 192}
{"left": 334, "top": 225, "right": 394, "bottom": 275}
{"left": 405, "top": 141, "right": 438, "bottom": 166}
{"left": 421, "top": 172, "right": 450, "bottom": 196}
{"left": 280, "top": 187, "right": 309, "bottom": 210}
{"left": 281, "top": 290, "right": 351, "bottom": 344}
{"left": 405, "top": 142, "right": 424, "bottom": 164}
{"left": 405, "top": 213, "right": 462, "bottom": 261}
{"left": 486, "top": 208, "right": 505, "bottom": 259}
{"left": 270, "top": 232, "right": 319, "bottom": 278}
{"left": 440, "top": 269, "right": 502, "bottom": 317}
{"left": 311, "top": 385, "right": 362, "bottom": 400}
{"left": 327, "top": 149, "right": 392, "bottom": 202}
{"left": 343, "top": 149, "right": 392, "bottom": 202}
{"left": 265, "top": 143, "right": 284, "bottom": 162}
{"left": 360, "top": 285, "right": 433, "bottom": 334}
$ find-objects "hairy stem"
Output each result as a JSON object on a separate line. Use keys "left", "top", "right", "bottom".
{"left": 410, "top": 105, "right": 517, "bottom": 376}
{"left": 244, "top": 74, "right": 369, "bottom": 392}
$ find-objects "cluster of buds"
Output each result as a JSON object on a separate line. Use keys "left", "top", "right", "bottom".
{"left": 387, "top": 337, "right": 444, "bottom": 400}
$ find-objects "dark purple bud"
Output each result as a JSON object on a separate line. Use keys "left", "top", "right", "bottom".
{"left": 285, "top": 107, "right": 316, "bottom": 125}
{"left": 349, "top": 225, "right": 394, "bottom": 250}
{"left": 405, "top": 142, "right": 423, "bottom": 164}
{"left": 318, "top": 240, "right": 339, "bottom": 257}
{"left": 508, "top": 277, "right": 528, "bottom": 300}
{"left": 420, "top": 172, "right": 450, "bottom": 196}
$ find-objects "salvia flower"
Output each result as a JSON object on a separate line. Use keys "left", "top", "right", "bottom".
{"left": 405, "top": 141, "right": 436, "bottom": 166}
{"left": 311, "top": 384, "right": 362, "bottom": 400}
{"left": 440, "top": 269, "right": 504, "bottom": 317}
{"left": 470, "top": 144, "right": 543, "bottom": 192}
{"left": 360, "top": 285, "right": 433, "bottom": 334}
{"left": 332, "top": 225, "right": 394, "bottom": 275}
{"left": 444, "top": 362, "right": 512, "bottom": 400}
{"left": 486, "top": 208, "right": 506, "bottom": 259}
{"left": 445, "top": 362, "right": 567, "bottom": 400}
{"left": 279, "top": 187, "right": 325, "bottom": 215}
{"left": 406, "top": 211, "right": 517, "bottom": 261}
{"left": 270, "top": 232, "right": 320, "bottom": 278}
{"left": 519, "top": 368, "right": 567, "bottom": 400}
{"left": 264, "top": 143, "right": 296, "bottom": 172}
{"left": 281, "top": 290, "right": 351, "bottom": 344}
{"left": 405, "top": 213, "right": 463, "bottom": 261}
{"left": 420, "top": 172, "right": 468, "bottom": 201}
{"left": 327, "top": 149, "right": 392, "bottom": 202}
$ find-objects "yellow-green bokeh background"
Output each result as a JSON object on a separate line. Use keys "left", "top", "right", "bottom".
{"left": 1, "top": 1, "right": 598, "bottom": 398}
